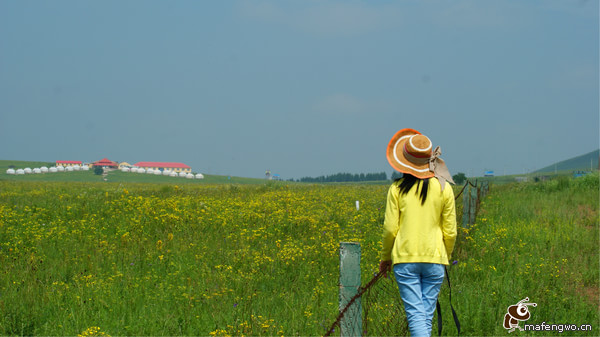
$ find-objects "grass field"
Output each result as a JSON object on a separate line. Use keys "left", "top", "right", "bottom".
{"left": 0, "top": 173, "right": 597, "bottom": 336}
{"left": 447, "top": 173, "right": 599, "bottom": 335}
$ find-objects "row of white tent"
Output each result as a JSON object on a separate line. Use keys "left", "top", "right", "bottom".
{"left": 6, "top": 166, "right": 205, "bottom": 180}
{"left": 6, "top": 165, "right": 90, "bottom": 174}
{"left": 121, "top": 167, "right": 204, "bottom": 179}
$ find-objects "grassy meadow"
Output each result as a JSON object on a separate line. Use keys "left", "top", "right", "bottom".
{"left": 447, "top": 173, "right": 599, "bottom": 336}
{"left": 0, "top": 180, "right": 389, "bottom": 336}
{"left": 0, "top": 173, "right": 598, "bottom": 336}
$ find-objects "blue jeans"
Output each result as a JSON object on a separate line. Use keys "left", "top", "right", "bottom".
{"left": 393, "top": 263, "right": 445, "bottom": 337}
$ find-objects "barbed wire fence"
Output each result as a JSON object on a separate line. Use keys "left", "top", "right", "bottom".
{"left": 324, "top": 179, "right": 489, "bottom": 337}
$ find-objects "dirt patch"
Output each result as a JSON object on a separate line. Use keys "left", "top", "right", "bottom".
{"left": 577, "top": 205, "right": 599, "bottom": 229}
{"left": 577, "top": 285, "right": 600, "bottom": 310}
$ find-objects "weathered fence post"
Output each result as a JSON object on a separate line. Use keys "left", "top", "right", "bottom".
{"left": 339, "top": 242, "right": 362, "bottom": 337}
{"left": 482, "top": 181, "right": 489, "bottom": 198}
{"left": 469, "top": 179, "right": 478, "bottom": 225}
{"left": 462, "top": 182, "right": 470, "bottom": 227}
{"left": 462, "top": 179, "right": 483, "bottom": 228}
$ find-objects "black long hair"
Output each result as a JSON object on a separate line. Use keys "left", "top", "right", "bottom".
{"left": 395, "top": 173, "right": 429, "bottom": 205}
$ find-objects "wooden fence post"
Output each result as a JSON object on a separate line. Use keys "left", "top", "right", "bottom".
{"left": 339, "top": 242, "right": 362, "bottom": 337}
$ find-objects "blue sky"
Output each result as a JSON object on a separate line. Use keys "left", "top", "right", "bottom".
{"left": 1, "top": 0, "right": 598, "bottom": 179}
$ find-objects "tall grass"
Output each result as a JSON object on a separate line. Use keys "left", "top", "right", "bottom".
{"left": 446, "top": 173, "right": 599, "bottom": 336}
{"left": 0, "top": 174, "right": 597, "bottom": 336}
{"left": 0, "top": 181, "right": 389, "bottom": 335}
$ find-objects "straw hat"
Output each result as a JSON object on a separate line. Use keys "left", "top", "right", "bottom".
{"left": 386, "top": 128, "right": 434, "bottom": 179}
{"left": 386, "top": 128, "right": 455, "bottom": 187}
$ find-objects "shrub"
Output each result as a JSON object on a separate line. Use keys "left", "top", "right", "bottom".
{"left": 93, "top": 166, "right": 103, "bottom": 175}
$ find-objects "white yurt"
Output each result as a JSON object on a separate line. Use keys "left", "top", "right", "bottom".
{"left": 6, "top": 168, "right": 15, "bottom": 175}
{"left": 130, "top": 167, "right": 138, "bottom": 173}
{"left": 162, "top": 170, "right": 171, "bottom": 176}
{"left": 121, "top": 167, "right": 130, "bottom": 173}
{"left": 195, "top": 173, "right": 204, "bottom": 179}
{"left": 33, "top": 168, "right": 42, "bottom": 174}
{"left": 57, "top": 166, "right": 65, "bottom": 172}
{"left": 24, "top": 167, "right": 32, "bottom": 174}
{"left": 137, "top": 168, "right": 146, "bottom": 174}
{"left": 66, "top": 166, "right": 74, "bottom": 172}
{"left": 49, "top": 167, "right": 58, "bottom": 173}
{"left": 179, "top": 171, "right": 187, "bottom": 177}
{"left": 81, "top": 165, "right": 90, "bottom": 171}
{"left": 186, "top": 173, "right": 194, "bottom": 179}
{"left": 73, "top": 165, "right": 81, "bottom": 171}
{"left": 16, "top": 169, "right": 25, "bottom": 175}
{"left": 41, "top": 166, "right": 48, "bottom": 173}
{"left": 154, "top": 170, "right": 162, "bottom": 175}
{"left": 170, "top": 171, "right": 178, "bottom": 177}
{"left": 146, "top": 168, "right": 155, "bottom": 174}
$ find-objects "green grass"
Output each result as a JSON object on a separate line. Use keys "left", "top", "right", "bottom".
{"left": 0, "top": 174, "right": 597, "bottom": 336}
{"left": 0, "top": 180, "right": 390, "bottom": 336}
{"left": 445, "top": 172, "right": 599, "bottom": 336}
{"left": 102, "top": 170, "right": 270, "bottom": 185}
{"left": 469, "top": 168, "right": 599, "bottom": 186}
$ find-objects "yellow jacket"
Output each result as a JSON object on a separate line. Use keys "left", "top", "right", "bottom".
{"left": 381, "top": 177, "right": 457, "bottom": 265}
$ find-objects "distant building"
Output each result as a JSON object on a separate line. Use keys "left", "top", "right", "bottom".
{"left": 573, "top": 171, "right": 590, "bottom": 178}
{"left": 484, "top": 171, "right": 495, "bottom": 177}
{"left": 92, "top": 158, "right": 119, "bottom": 168}
{"left": 56, "top": 160, "right": 82, "bottom": 167}
{"left": 118, "top": 162, "right": 133, "bottom": 169}
{"left": 133, "top": 162, "right": 191, "bottom": 173}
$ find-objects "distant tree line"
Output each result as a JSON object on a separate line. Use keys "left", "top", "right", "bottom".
{"left": 298, "top": 172, "right": 388, "bottom": 183}
{"left": 296, "top": 171, "right": 468, "bottom": 184}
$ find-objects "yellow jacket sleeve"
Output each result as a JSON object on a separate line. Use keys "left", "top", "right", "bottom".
{"left": 441, "top": 185, "right": 457, "bottom": 259}
{"left": 381, "top": 184, "right": 399, "bottom": 262}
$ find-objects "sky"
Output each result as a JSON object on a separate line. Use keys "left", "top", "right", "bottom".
{"left": 1, "top": 0, "right": 598, "bottom": 180}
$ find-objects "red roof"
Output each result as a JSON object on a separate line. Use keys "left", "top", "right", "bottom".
{"left": 134, "top": 162, "right": 191, "bottom": 169}
{"left": 56, "top": 160, "right": 82, "bottom": 164}
{"left": 92, "top": 158, "right": 118, "bottom": 166}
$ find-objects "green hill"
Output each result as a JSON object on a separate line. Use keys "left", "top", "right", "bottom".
{"left": 472, "top": 150, "right": 599, "bottom": 185}
{"left": 534, "top": 149, "right": 599, "bottom": 173}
